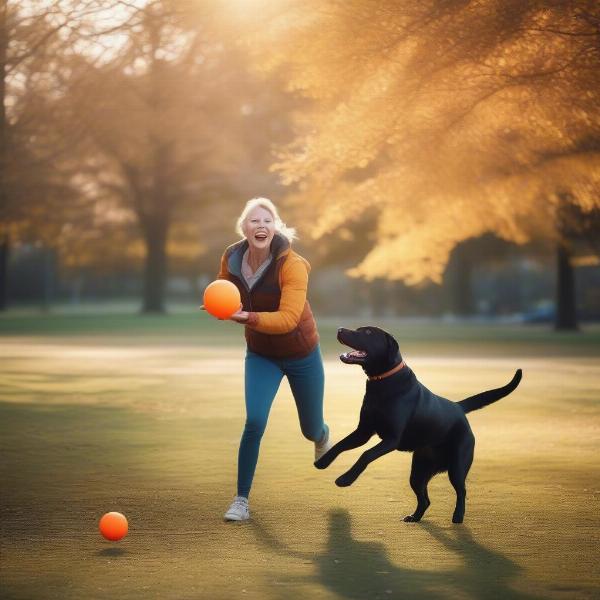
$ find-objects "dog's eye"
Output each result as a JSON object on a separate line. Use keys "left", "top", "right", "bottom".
{"left": 365, "top": 329, "right": 372, "bottom": 335}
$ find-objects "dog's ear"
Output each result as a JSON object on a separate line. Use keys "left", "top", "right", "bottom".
{"left": 386, "top": 334, "right": 400, "bottom": 363}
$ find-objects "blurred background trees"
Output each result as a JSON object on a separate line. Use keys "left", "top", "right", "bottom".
{"left": 1, "top": 0, "right": 599, "bottom": 328}
{"left": 239, "top": 0, "right": 600, "bottom": 329}
{"left": 2, "top": 0, "right": 294, "bottom": 312}
{"left": 60, "top": 0, "right": 289, "bottom": 312}
{"left": 0, "top": 0, "right": 95, "bottom": 309}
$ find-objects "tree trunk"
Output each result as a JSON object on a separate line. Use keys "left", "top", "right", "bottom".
{"left": 450, "top": 244, "right": 473, "bottom": 316}
{"left": 0, "top": 234, "right": 8, "bottom": 310}
{"left": 0, "top": 3, "right": 8, "bottom": 311}
{"left": 141, "top": 218, "right": 168, "bottom": 313}
{"left": 41, "top": 247, "right": 56, "bottom": 312}
{"left": 555, "top": 240, "right": 578, "bottom": 331}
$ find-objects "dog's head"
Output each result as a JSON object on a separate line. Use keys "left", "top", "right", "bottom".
{"left": 337, "top": 326, "right": 402, "bottom": 376}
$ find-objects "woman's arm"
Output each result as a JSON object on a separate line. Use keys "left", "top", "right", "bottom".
{"left": 231, "top": 257, "right": 308, "bottom": 334}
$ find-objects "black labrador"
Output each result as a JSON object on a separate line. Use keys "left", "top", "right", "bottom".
{"left": 315, "top": 326, "right": 522, "bottom": 523}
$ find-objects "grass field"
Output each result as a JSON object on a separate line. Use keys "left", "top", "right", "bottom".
{"left": 1, "top": 311, "right": 599, "bottom": 599}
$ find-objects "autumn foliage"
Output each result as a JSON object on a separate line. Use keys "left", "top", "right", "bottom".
{"left": 240, "top": 0, "right": 600, "bottom": 284}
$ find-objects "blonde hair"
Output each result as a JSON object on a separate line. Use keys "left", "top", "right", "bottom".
{"left": 235, "top": 197, "right": 297, "bottom": 242}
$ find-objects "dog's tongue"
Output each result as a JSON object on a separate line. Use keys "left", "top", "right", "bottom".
{"left": 340, "top": 350, "right": 367, "bottom": 362}
{"left": 348, "top": 350, "right": 366, "bottom": 357}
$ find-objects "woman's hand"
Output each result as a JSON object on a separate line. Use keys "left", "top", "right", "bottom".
{"left": 200, "top": 304, "right": 248, "bottom": 323}
{"left": 229, "top": 307, "right": 249, "bottom": 323}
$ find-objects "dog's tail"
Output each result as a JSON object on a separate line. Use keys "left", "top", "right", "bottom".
{"left": 458, "top": 369, "right": 522, "bottom": 414}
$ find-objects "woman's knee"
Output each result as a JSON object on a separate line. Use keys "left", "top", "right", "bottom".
{"left": 243, "top": 417, "right": 267, "bottom": 439}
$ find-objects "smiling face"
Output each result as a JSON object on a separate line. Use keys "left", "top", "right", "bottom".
{"left": 243, "top": 206, "right": 276, "bottom": 252}
{"left": 337, "top": 326, "right": 402, "bottom": 376}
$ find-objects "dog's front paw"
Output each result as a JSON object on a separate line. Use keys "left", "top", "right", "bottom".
{"left": 335, "top": 473, "right": 355, "bottom": 487}
{"left": 314, "top": 457, "right": 328, "bottom": 470}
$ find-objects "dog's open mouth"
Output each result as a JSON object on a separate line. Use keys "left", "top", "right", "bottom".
{"left": 337, "top": 328, "right": 368, "bottom": 364}
{"left": 340, "top": 349, "right": 367, "bottom": 364}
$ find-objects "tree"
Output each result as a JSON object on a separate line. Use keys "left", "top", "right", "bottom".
{"left": 240, "top": 0, "right": 600, "bottom": 328}
{"left": 0, "top": 0, "right": 127, "bottom": 309}
{"left": 58, "top": 0, "right": 295, "bottom": 312}
{"left": 554, "top": 196, "right": 600, "bottom": 329}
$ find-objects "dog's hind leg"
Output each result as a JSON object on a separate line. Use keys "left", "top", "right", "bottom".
{"left": 447, "top": 430, "right": 475, "bottom": 524}
{"left": 404, "top": 450, "right": 437, "bottom": 523}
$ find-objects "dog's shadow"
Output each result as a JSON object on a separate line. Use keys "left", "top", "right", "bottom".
{"left": 251, "top": 509, "right": 540, "bottom": 599}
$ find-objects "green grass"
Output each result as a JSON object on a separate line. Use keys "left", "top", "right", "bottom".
{"left": 1, "top": 313, "right": 599, "bottom": 599}
{"left": 1, "top": 309, "right": 599, "bottom": 357}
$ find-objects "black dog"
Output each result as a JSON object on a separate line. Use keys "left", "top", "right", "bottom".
{"left": 315, "top": 326, "right": 522, "bottom": 523}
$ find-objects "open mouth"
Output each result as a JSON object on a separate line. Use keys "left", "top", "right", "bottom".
{"left": 254, "top": 232, "right": 268, "bottom": 241}
{"left": 340, "top": 349, "right": 367, "bottom": 364}
{"left": 337, "top": 329, "right": 367, "bottom": 364}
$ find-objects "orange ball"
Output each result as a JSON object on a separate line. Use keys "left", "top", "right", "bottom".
{"left": 99, "top": 511, "right": 128, "bottom": 541}
{"left": 203, "top": 279, "right": 241, "bottom": 320}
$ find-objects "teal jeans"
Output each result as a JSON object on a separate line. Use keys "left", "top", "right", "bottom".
{"left": 237, "top": 344, "right": 328, "bottom": 498}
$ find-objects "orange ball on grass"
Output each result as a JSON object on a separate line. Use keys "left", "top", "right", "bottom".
{"left": 99, "top": 511, "right": 128, "bottom": 541}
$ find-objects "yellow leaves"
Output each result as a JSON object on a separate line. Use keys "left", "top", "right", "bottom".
{"left": 240, "top": 0, "right": 600, "bottom": 284}
{"left": 347, "top": 212, "right": 487, "bottom": 285}
{"left": 541, "top": 155, "right": 600, "bottom": 214}
{"left": 338, "top": 227, "right": 354, "bottom": 241}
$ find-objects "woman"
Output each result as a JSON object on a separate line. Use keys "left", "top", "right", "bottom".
{"left": 216, "top": 197, "right": 331, "bottom": 521}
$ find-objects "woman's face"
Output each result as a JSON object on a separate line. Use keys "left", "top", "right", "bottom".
{"left": 244, "top": 206, "right": 276, "bottom": 251}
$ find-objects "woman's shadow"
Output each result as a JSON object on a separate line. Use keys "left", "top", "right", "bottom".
{"left": 251, "top": 508, "right": 540, "bottom": 599}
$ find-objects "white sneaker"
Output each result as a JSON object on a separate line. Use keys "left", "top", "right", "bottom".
{"left": 224, "top": 496, "right": 250, "bottom": 521}
{"left": 315, "top": 429, "right": 332, "bottom": 461}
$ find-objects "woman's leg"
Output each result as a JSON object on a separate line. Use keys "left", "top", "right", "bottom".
{"left": 285, "top": 345, "right": 328, "bottom": 444}
{"left": 237, "top": 351, "right": 284, "bottom": 498}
